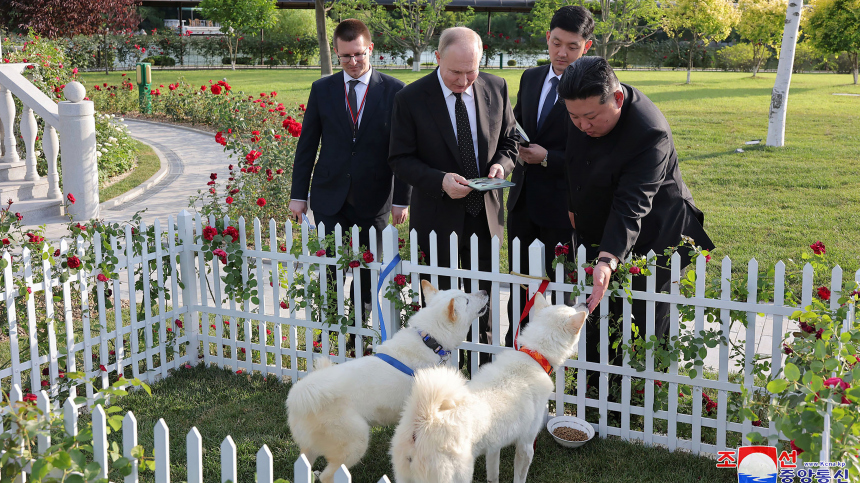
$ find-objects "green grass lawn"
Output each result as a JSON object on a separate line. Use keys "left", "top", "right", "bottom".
{"left": 80, "top": 68, "right": 860, "bottom": 274}
{"left": 100, "top": 139, "right": 162, "bottom": 202}
{"left": 93, "top": 364, "right": 736, "bottom": 483}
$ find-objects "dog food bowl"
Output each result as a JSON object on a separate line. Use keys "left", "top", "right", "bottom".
{"left": 546, "top": 416, "right": 595, "bottom": 448}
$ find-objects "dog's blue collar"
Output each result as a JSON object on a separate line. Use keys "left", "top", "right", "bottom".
{"left": 375, "top": 353, "right": 415, "bottom": 377}
{"left": 416, "top": 329, "right": 451, "bottom": 361}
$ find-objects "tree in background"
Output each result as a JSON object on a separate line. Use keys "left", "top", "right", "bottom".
{"left": 662, "top": 0, "right": 740, "bottom": 84}
{"left": 805, "top": 0, "right": 860, "bottom": 84}
{"left": 527, "top": 0, "right": 661, "bottom": 60}
{"left": 199, "top": 0, "right": 277, "bottom": 70}
{"left": 335, "top": 0, "right": 463, "bottom": 72}
{"left": 737, "top": 0, "right": 787, "bottom": 76}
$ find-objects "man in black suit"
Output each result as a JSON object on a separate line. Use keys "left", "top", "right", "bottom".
{"left": 389, "top": 27, "right": 518, "bottom": 366}
{"left": 558, "top": 56, "right": 715, "bottom": 370}
{"left": 505, "top": 6, "right": 594, "bottom": 347}
{"left": 290, "top": 19, "right": 410, "bottom": 326}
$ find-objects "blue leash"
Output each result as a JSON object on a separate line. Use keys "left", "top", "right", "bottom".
{"left": 375, "top": 353, "right": 414, "bottom": 377}
{"left": 375, "top": 253, "right": 401, "bottom": 342}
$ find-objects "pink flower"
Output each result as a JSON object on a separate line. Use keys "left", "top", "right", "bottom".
{"left": 824, "top": 377, "right": 850, "bottom": 390}
{"left": 97, "top": 273, "right": 108, "bottom": 282}
{"left": 629, "top": 266, "right": 641, "bottom": 275}
{"left": 315, "top": 249, "right": 326, "bottom": 257}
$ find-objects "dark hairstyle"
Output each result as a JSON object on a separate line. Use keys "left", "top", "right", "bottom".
{"left": 333, "top": 19, "right": 371, "bottom": 47}
{"left": 549, "top": 6, "right": 595, "bottom": 40}
{"left": 557, "top": 56, "right": 620, "bottom": 104}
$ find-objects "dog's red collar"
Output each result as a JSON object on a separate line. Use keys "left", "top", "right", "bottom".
{"left": 519, "top": 347, "right": 553, "bottom": 376}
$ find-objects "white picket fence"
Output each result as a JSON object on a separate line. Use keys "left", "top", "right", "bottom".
{"left": 1, "top": 209, "right": 856, "bottom": 478}
{"left": 0, "top": 385, "right": 389, "bottom": 483}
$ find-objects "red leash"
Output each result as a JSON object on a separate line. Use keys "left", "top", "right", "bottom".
{"left": 514, "top": 279, "right": 550, "bottom": 350}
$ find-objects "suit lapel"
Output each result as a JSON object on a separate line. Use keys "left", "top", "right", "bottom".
{"left": 528, "top": 65, "right": 550, "bottom": 135}
{"left": 354, "top": 70, "right": 382, "bottom": 143}
{"left": 329, "top": 71, "right": 354, "bottom": 138}
{"left": 472, "top": 75, "right": 490, "bottom": 176}
{"left": 425, "top": 70, "right": 462, "bottom": 168}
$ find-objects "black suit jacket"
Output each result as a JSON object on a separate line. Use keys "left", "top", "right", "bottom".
{"left": 291, "top": 69, "right": 410, "bottom": 219}
{"left": 566, "top": 84, "right": 715, "bottom": 260}
{"left": 508, "top": 65, "right": 571, "bottom": 230}
{"left": 388, "top": 70, "right": 518, "bottom": 241}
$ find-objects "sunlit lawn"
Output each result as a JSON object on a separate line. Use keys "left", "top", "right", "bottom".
{"left": 81, "top": 67, "right": 860, "bottom": 275}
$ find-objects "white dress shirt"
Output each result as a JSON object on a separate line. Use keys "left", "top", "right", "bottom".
{"left": 344, "top": 67, "right": 373, "bottom": 129}
{"left": 437, "top": 68, "right": 480, "bottom": 175}
{"left": 536, "top": 68, "right": 562, "bottom": 121}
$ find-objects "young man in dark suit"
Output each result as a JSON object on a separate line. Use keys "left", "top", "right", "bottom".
{"left": 290, "top": 19, "right": 410, "bottom": 329}
{"left": 505, "top": 6, "right": 594, "bottom": 347}
{"left": 558, "top": 56, "right": 715, "bottom": 370}
{"left": 389, "top": 27, "right": 518, "bottom": 367}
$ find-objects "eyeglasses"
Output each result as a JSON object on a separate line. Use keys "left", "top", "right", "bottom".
{"left": 337, "top": 48, "right": 369, "bottom": 63}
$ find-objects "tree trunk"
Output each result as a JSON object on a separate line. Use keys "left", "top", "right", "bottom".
{"left": 104, "top": 33, "right": 110, "bottom": 75}
{"left": 315, "top": 0, "right": 332, "bottom": 77}
{"left": 766, "top": 0, "right": 804, "bottom": 147}
{"left": 687, "top": 42, "right": 693, "bottom": 84}
{"left": 853, "top": 52, "right": 858, "bottom": 85}
{"left": 412, "top": 47, "right": 421, "bottom": 72}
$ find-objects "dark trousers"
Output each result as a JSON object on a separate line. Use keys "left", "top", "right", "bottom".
{"left": 316, "top": 203, "right": 388, "bottom": 332}
{"left": 582, "top": 241, "right": 673, "bottom": 385}
{"left": 417, "top": 210, "right": 493, "bottom": 369}
{"left": 504, "top": 199, "right": 575, "bottom": 347}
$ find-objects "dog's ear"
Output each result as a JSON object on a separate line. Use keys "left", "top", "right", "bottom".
{"left": 447, "top": 299, "right": 457, "bottom": 323}
{"left": 532, "top": 292, "right": 549, "bottom": 312}
{"left": 421, "top": 280, "right": 438, "bottom": 304}
{"left": 568, "top": 310, "right": 588, "bottom": 333}
{"left": 439, "top": 399, "right": 456, "bottom": 411}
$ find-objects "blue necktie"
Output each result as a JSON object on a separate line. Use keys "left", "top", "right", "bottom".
{"left": 537, "top": 77, "right": 559, "bottom": 132}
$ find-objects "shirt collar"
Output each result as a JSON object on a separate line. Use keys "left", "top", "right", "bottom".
{"left": 544, "top": 66, "right": 562, "bottom": 85}
{"left": 437, "top": 68, "right": 473, "bottom": 99}
{"left": 344, "top": 66, "right": 373, "bottom": 85}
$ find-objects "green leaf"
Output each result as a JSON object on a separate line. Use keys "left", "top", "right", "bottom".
{"left": 767, "top": 379, "right": 789, "bottom": 393}
{"left": 810, "top": 360, "right": 824, "bottom": 373}
{"left": 688, "top": 368, "right": 698, "bottom": 379}
{"left": 698, "top": 347, "right": 707, "bottom": 359}
{"left": 784, "top": 362, "right": 800, "bottom": 381}
{"left": 66, "top": 474, "right": 85, "bottom": 483}
{"left": 54, "top": 451, "right": 72, "bottom": 470}
{"left": 824, "top": 358, "right": 839, "bottom": 371}
{"left": 809, "top": 374, "right": 823, "bottom": 392}
{"left": 84, "top": 461, "right": 102, "bottom": 480}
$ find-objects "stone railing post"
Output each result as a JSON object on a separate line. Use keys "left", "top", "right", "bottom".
{"left": 58, "top": 82, "right": 98, "bottom": 221}
{"left": 0, "top": 84, "right": 19, "bottom": 163}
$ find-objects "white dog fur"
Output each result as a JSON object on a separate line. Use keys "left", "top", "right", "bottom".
{"left": 286, "top": 280, "right": 488, "bottom": 483}
{"left": 390, "top": 293, "right": 588, "bottom": 483}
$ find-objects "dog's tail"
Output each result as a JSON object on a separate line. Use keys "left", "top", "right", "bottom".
{"left": 285, "top": 356, "right": 337, "bottom": 420}
{"left": 312, "top": 355, "right": 334, "bottom": 371}
{"left": 391, "top": 366, "right": 469, "bottom": 482}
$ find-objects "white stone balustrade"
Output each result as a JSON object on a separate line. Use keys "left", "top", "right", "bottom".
{"left": 0, "top": 64, "right": 98, "bottom": 222}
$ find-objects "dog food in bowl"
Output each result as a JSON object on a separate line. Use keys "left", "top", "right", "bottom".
{"left": 546, "top": 415, "right": 595, "bottom": 448}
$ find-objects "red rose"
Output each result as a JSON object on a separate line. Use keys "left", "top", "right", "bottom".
{"left": 655, "top": 381, "right": 662, "bottom": 387}
{"left": 567, "top": 272, "right": 577, "bottom": 283}
{"left": 315, "top": 249, "right": 326, "bottom": 257}
{"left": 629, "top": 266, "right": 641, "bottom": 275}
{"left": 226, "top": 196, "right": 233, "bottom": 204}
{"left": 203, "top": 225, "right": 218, "bottom": 241}
{"left": 97, "top": 273, "right": 108, "bottom": 282}
{"left": 349, "top": 260, "right": 360, "bottom": 268}
{"left": 280, "top": 301, "right": 288, "bottom": 309}
{"left": 810, "top": 241, "right": 826, "bottom": 255}
{"left": 752, "top": 420, "right": 762, "bottom": 427}
{"left": 584, "top": 266, "right": 594, "bottom": 275}
{"left": 783, "top": 344, "right": 793, "bottom": 355}
{"left": 817, "top": 286, "right": 831, "bottom": 301}
{"left": 210, "top": 84, "right": 222, "bottom": 95}
{"left": 411, "top": 303, "right": 421, "bottom": 312}
{"left": 824, "top": 377, "right": 850, "bottom": 390}
{"left": 67, "top": 255, "right": 81, "bottom": 269}
{"left": 200, "top": 85, "right": 207, "bottom": 91}
{"left": 222, "top": 226, "right": 239, "bottom": 243}
{"left": 175, "top": 319, "right": 183, "bottom": 328}
{"left": 41, "top": 380, "right": 49, "bottom": 386}
{"left": 363, "top": 251, "right": 374, "bottom": 263}
{"left": 394, "top": 274, "right": 407, "bottom": 286}
{"left": 99, "top": 364, "right": 107, "bottom": 372}
{"left": 554, "top": 244, "right": 569, "bottom": 257}
{"left": 257, "top": 197, "right": 266, "bottom": 207}
{"left": 67, "top": 193, "right": 76, "bottom": 204}
{"left": 23, "top": 393, "right": 37, "bottom": 402}
{"left": 1, "top": 238, "right": 9, "bottom": 245}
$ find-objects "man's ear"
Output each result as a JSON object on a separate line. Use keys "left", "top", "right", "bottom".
{"left": 532, "top": 292, "right": 549, "bottom": 312}
{"left": 447, "top": 299, "right": 457, "bottom": 323}
{"left": 421, "top": 280, "right": 438, "bottom": 304}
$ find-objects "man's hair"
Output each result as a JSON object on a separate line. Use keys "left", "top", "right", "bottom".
{"left": 437, "top": 27, "right": 482, "bottom": 58}
{"left": 549, "top": 6, "right": 595, "bottom": 40}
{"left": 333, "top": 19, "right": 371, "bottom": 47}
{"left": 557, "top": 56, "right": 621, "bottom": 104}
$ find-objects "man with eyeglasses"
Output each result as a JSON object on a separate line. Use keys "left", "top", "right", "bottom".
{"left": 290, "top": 19, "right": 410, "bottom": 330}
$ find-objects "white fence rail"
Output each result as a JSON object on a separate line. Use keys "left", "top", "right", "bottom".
{"left": 0, "top": 385, "right": 390, "bottom": 483}
{"left": 2, "top": 210, "right": 855, "bottom": 462}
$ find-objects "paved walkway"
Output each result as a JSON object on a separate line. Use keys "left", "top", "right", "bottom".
{"left": 24, "top": 119, "right": 787, "bottom": 374}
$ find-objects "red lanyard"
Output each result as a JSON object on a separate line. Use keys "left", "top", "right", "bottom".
{"left": 344, "top": 79, "right": 369, "bottom": 134}
{"left": 514, "top": 279, "right": 550, "bottom": 350}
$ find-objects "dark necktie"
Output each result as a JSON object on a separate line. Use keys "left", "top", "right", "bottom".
{"left": 454, "top": 92, "right": 482, "bottom": 216}
{"left": 348, "top": 79, "right": 359, "bottom": 139}
{"left": 537, "top": 76, "right": 559, "bottom": 132}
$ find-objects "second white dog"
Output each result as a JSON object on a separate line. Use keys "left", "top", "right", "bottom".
{"left": 391, "top": 293, "right": 588, "bottom": 483}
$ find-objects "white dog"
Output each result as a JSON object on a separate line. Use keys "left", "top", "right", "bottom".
{"left": 286, "top": 280, "right": 488, "bottom": 483}
{"left": 390, "top": 293, "right": 588, "bottom": 483}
